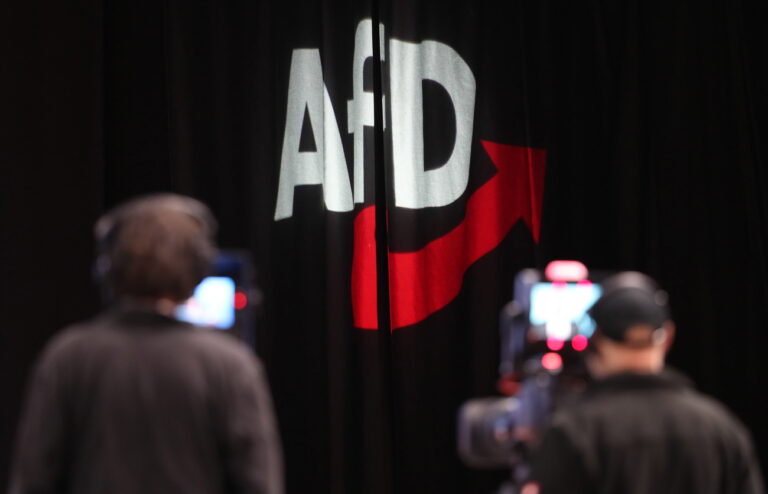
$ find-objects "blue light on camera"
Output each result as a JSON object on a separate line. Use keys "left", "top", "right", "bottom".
{"left": 529, "top": 282, "right": 602, "bottom": 339}
{"left": 175, "top": 276, "right": 236, "bottom": 329}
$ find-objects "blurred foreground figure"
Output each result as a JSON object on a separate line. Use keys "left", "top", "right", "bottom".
{"left": 10, "top": 194, "right": 283, "bottom": 494}
{"left": 525, "top": 272, "right": 764, "bottom": 494}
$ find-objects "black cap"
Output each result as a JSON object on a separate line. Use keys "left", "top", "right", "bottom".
{"left": 588, "top": 272, "right": 670, "bottom": 343}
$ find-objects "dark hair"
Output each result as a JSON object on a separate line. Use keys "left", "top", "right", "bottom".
{"left": 94, "top": 194, "right": 217, "bottom": 302}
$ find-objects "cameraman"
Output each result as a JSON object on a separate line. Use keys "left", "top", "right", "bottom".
{"left": 9, "top": 194, "right": 283, "bottom": 494}
{"left": 524, "top": 272, "right": 764, "bottom": 494}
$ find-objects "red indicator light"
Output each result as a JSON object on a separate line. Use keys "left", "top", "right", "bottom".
{"left": 234, "top": 292, "right": 248, "bottom": 310}
{"left": 546, "top": 337, "right": 564, "bottom": 351}
{"left": 572, "top": 334, "right": 588, "bottom": 352}
{"left": 545, "top": 260, "right": 588, "bottom": 282}
{"left": 541, "top": 352, "right": 563, "bottom": 371}
{"left": 552, "top": 280, "right": 567, "bottom": 289}
{"left": 577, "top": 279, "right": 592, "bottom": 286}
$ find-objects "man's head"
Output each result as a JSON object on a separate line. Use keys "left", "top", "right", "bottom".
{"left": 94, "top": 193, "right": 217, "bottom": 304}
{"left": 587, "top": 271, "right": 674, "bottom": 376}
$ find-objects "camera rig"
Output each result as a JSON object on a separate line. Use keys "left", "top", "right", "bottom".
{"left": 457, "top": 261, "right": 605, "bottom": 490}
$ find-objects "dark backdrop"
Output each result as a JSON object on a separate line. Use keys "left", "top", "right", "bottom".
{"left": 2, "top": 1, "right": 767, "bottom": 493}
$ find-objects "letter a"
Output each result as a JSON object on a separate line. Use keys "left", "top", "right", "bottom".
{"left": 274, "top": 49, "right": 353, "bottom": 220}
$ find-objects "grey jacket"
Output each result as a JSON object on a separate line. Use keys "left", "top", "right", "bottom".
{"left": 10, "top": 308, "right": 283, "bottom": 494}
{"left": 530, "top": 370, "right": 764, "bottom": 494}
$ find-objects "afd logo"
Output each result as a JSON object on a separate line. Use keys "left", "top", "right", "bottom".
{"left": 275, "top": 19, "right": 476, "bottom": 218}
{"left": 274, "top": 19, "right": 546, "bottom": 330}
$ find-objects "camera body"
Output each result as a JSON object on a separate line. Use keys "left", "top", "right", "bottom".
{"left": 457, "top": 261, "right": 604, "bottom": 480}
{"left": 175, "top": 249, "right": 261, "bottom": 348}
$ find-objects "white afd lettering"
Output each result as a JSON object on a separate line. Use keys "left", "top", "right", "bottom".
{"left": 347, "top": 19, "right": 386, "bottom": 204}
{"left": 274, "top": 21, "right": 476, "bottom": 220}
{"left": 274, "top": 49, "right": 353, "bottom": 221}
{"left": 389, "top": 39, "right": 476, "bottom": 209}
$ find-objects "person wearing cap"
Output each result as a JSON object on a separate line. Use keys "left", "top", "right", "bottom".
{"left": 523, "top": 271, "right": 764, "bottom": 494}
{"left": 9, "top": 194, "right": 284, "bottom": 494}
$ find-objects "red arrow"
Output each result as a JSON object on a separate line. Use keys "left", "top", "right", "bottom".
{"left": 352, "top": 140, "right": 546, "bottom": 330}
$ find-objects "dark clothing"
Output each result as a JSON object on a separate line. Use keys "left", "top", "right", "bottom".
{"left": 530, "top": 370, "right": 764, "bottom": 494}
{"left": 10, "top": 308, "right": 283, "bottom": 494}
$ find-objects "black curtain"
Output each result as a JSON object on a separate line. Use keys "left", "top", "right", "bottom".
{"left": 0, "top": 0, "right": 104, "bottom": 488}
{"left": 2, "top": 1, "right": 767, "bottom": 493}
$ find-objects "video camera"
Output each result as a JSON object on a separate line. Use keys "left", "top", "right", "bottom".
{"left": 457, "top": 261, "right": 604, "bottom": 488}
{"left": 175, "top": 249, "right": 261, "bottom": 347}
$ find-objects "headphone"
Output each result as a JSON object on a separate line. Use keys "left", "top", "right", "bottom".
{"left": 93, "top": 193, "right": 218, "bottom": 296}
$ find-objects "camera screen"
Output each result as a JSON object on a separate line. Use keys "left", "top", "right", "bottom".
{"left": 529, "top": 282, "right": 602, "bottom": 340}
{"left": 175, "top": 276, "right": 236, "bottom": 329}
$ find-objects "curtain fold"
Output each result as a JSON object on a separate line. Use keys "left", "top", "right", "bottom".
{"left": 2, "top": 1, "right": 767, "bottom": 492}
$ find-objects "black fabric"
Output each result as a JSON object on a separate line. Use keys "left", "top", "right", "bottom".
{"left": 530, "top": 370, "right": 765, "bottom": 494}
{"left": 9, "top": 309, "right": 283, "bottom": 494}
{"left": 2, "top": 1, "right": 768, "bottom": 494}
